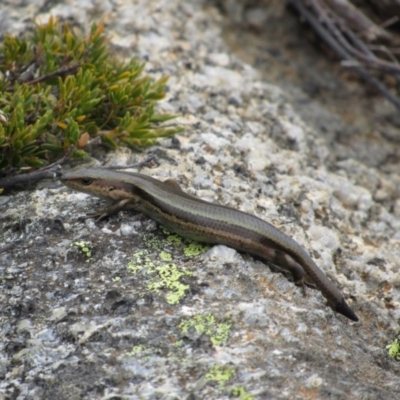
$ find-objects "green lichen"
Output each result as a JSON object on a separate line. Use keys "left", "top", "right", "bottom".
{"left": 205, "top": 365, "right": 235, "bottom": 389}
{"left": 125, "top": 228, "right": 211, "bottom": 305}
{"left": 159, "top": 251, "right": 172, "bottom": 261}
{"left": 166, "top": 234, "right": 183, "bottom": 246}
{"left": 161, "top": 226, "right": 172, "bottom": 235}
{"left": 126, "top": 345, "right": 147, "bottom": 356}
{"left": 161, "top": 224, "right": 209, "bottom": 253}
{"left": 179, "top": 314, "right": 232, "bottom": 346}
{"left": 204, "top": 365, "right": 254, "bottom": 398}
{"left": 231, "top": 387, "right": 254, "bottom": 400}
{"left": 126, "top": 262, "right": 141, "bottom": 274}
{"left": 387, "top": 334, "right": 400, "bottom": 361}
{"left": 127, "top": 249, "right": 192, "bottom": 305}
{"left": 183, "top": 242, "right": 209, "bottom": 257}
{"left": 127, "top": 250, "right": 155, "bottom": 273}
{"left": 126, "top": 344, "right": 162, "bottom": 359}
{"left": 147, "top": 263, "right": 192, "bottom": 305}
{"left": 71, "top": 240, "right": 92, "bottom": 261}
{"left": 0, "top": 17, "right": 182, "bottom": 173}
{"left": 143, "top": 232, "right": 165, "bottom": 250}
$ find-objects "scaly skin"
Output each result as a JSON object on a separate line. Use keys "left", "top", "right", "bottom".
{"left": 61, "top": 168, "right": 359, "bottom": 322}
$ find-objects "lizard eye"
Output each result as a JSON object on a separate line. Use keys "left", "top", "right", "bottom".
{"left": 80, "top": 178, "right": 93, "bottom": 185}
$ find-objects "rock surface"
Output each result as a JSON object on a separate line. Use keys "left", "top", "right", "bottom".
{"left": 1, "top": 0, "right": 400, "bottom": 399}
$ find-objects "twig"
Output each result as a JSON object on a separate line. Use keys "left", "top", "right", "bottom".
{"left": 25, "top": 62, "right": 81, "bottom": 85}
{"left": 380, "top": 16, "right": 399, "bottom": 30}
{"left": 0, "top": 146, "right": 75, "bottom": 190}
{"left": 324, "top": 0, "right": 394, "bottom": 43}
{"left": 0, "top": 166, "right": 62, "bottom": 190}
{"left": 41, "top": 145, "right": 76, "bottom": 172}
{"left": 287, "top": 0, "right": 400, "bottom": 110}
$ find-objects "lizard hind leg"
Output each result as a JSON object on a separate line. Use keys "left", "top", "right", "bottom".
{"left": 272, "top": 251, "right": 308, "bottom": 296}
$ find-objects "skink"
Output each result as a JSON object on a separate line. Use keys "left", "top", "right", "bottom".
{"left": 61, "top": 168, "right": 359, "bottom": 322}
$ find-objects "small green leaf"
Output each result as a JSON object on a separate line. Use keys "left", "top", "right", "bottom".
{"left": 72, "top": 149, "right": 90, "bottom": 158}
{"left": 41, "top": 143, "right": 64, "bottom": 152}
{"left": 101, "top": 134, "right": 118, "bottom": 149}
{"left": 13, "top": 140, "right": 24, "bottom": 151}
{"left": 20, "top": 145, "right": 39, "bottom": 156}
{"left": 23, "top": 157, "right": 45, "bottom": 168}
{"left": 65, "top": 119, "right": 80, "bottom": 145}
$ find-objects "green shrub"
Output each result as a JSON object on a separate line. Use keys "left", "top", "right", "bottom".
{"left": 0, "top": 17, "right": 182, "bottom": 172}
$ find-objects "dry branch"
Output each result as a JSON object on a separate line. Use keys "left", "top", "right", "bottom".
{"left": 287, "top": 0, "right": 400, "bottom": 109}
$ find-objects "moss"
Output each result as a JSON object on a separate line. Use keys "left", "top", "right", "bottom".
{"left": 0, "top": 17, "right": 182, "bottom": 173}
